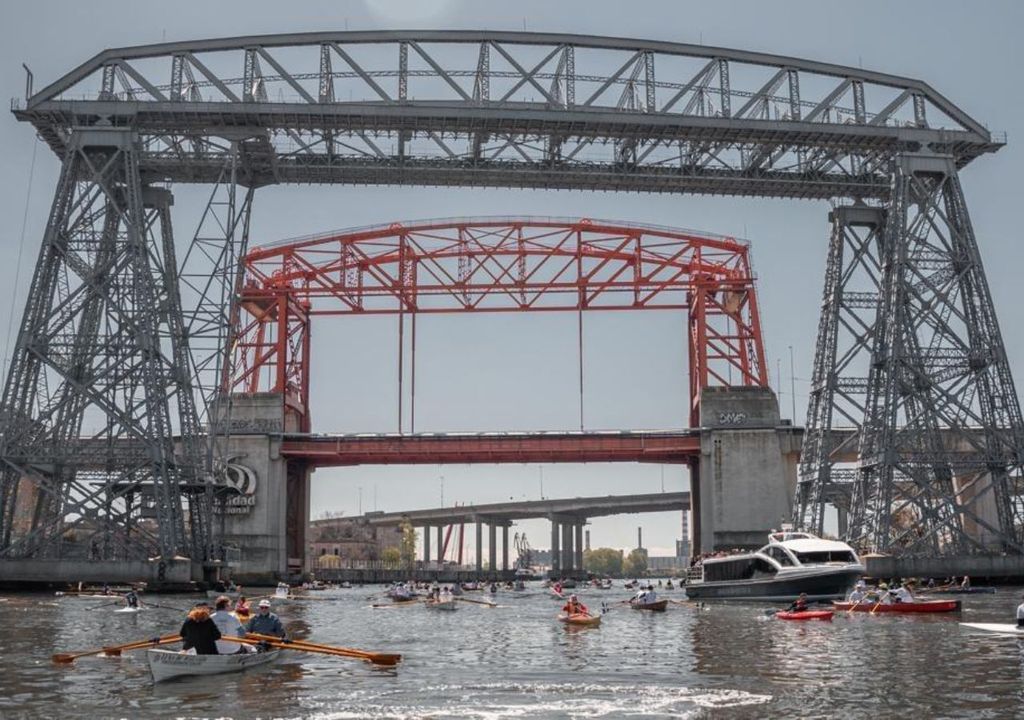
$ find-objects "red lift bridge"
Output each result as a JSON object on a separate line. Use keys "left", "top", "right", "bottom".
{"left": 231, "top": 217, "right": 769, "bottom": 464}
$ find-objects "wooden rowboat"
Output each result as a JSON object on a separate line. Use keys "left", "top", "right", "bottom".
{"left": 147, "top": 647, "right": 281, "bottom": 682}
{"left": 424, "top": 598, "right": 458, "bottom": 611}
{"left": 832, "top": 599, "right": 960, "bottom": 613}
{"left": 558, "top": 613, "right": 601, "bottom": 627}
{"left": 629, "top": 599, "right": 668, "bottom": 612}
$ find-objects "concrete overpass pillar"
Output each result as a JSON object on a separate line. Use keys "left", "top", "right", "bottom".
{"left": 698, "top": 387, "right": 795, "bottom": 551}
{"left": 574, "top": 523, "right": 584, "bottom": 574}
{"left": 561, "top": 523, "right": 573, "bottom": 576}
{"left": 502, "top": 525, "right": 509, "bottom": 571}
{"left": 836, "top": 507, "right": 848, "bottom": 538}
{"left": 550, "top": 519, "right": 560, "bottom": 578}
{"left": 423, "top": 525, "right": 431, "bottom": 564}
{"left": 436, "top": 525, "right": 444, "bottom": 564}
{"left": 475, "top": 520, "right": 483, "bottom": 573}
{"left": 488, "top": 523, "right": 497, "bottom": 574}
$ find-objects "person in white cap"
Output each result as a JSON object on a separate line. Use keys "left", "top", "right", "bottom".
{"left": 847, "top": 580, "right": 867, "bottom": 603}
{"left": 245, "top": 599, "right": 286, "bottom": 638}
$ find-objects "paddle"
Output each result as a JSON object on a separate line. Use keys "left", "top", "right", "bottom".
{"left": 226, "top": 635, "right": 401, "bottom": 666}
{"left": 869, "top": 592, "right": 887, "bottom": 614}
{"left": 86, "top": 599, "right": 125, "bottom": 611}
{"left": 142, "top": 602, "right": 188, "bottom": 613}
{"left": 455, "top": 596, "right": 498, "bottom": 608}
{"left": 52, "top": 633, "right": 181, "bottom": 664}
{"left": 846, "top": 596, "right": 867, "bottom": 615}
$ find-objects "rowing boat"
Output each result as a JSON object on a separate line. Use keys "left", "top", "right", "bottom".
{"left": 832, "top": 599, "right": 960, "bottom": 613}
{"left": 629, "top": 599, "right": 668, "bottom": 612}
{"left": 776, "top": 610, "right": 833, "bottom": 621}
{"left": 114, "top": 606, "right": 144, "bottom": 614}
{"left": 960, "top": 622, "right": 1024, "bottom": 636}
{"left": 558, "top": 613, "right": 601, "bottom": 627}
{"left": 147, "top": 647, "right": 281, "bottom": 682}
{"left": 923, "top": 587, "right": 996, "bottom": 595}
{"left": 424, "top": 598, "right": 458, "bottom": 611}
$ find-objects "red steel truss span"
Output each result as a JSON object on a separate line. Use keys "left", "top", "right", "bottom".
{"left": 233, "top": 217, "right": 768, "bottom": 437}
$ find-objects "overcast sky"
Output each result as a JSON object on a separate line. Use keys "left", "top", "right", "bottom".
{"left": 1, "top": 1, "right": 1022, "bottom": 559}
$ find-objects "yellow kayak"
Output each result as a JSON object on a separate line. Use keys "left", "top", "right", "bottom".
{"left": 558, "top": 612, "right": 601, "bottom": 626}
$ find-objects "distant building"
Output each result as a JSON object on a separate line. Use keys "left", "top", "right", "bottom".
{"left": 308, "top": 516, "right": 401, "bottom": 568}
{"left": 648, "top": 555, "right": 686, "bottom": 571}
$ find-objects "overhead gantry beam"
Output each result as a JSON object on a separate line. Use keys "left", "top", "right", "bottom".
{"left": 13, "top": 30, "right": 1000, "bottom": 199}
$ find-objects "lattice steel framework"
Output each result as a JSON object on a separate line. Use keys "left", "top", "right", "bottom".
{"left": 4, "top": 30, "right": 1020, "bottom": 561}
{"left": 233, "top": 218, "right": 767, "bottom": 432}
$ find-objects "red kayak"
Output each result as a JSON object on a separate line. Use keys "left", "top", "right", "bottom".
{"left": 832, "top": 599, "right": 961, "bottom": 614}
{"left": 776, "top": 610, "right": 834, "bottom": 621}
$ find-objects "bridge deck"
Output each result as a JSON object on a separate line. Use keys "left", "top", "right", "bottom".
{"left": 280, "top": 431, "right": 701, "bottom": 467}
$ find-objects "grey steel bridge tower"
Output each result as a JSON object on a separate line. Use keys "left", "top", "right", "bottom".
{"left": 1, "top": 31, "right": 1020, "bottom": 575}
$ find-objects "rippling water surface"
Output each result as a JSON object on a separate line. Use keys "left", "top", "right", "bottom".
{"left": 2, "top": 584, "right": 1023, "bottom": 718}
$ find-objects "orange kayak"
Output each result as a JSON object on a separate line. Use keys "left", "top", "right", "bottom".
{"left": 558, "top": 612, "right": 601, "bottom": 626}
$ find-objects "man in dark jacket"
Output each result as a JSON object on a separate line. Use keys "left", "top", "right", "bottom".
{"left": 245, "top": 599, "right": 286, "bottom": 638}
{"left": 180, "top": 602, "right": 221, "bottom": 655}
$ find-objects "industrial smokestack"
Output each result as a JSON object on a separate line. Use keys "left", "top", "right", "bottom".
{"left": 585, "top": 529, "right": 591, "bottom": 551}
{"left": 637, "top": 526, "right": 643, "bottom": 549}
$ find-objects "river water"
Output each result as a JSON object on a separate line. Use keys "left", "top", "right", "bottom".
{"left": 1, "top": 583, "right": 1022, "bottom": 719}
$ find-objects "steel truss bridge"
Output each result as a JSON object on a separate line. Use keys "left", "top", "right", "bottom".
{"left": 2, "top": 30, "right": 1022, "bottom": 570}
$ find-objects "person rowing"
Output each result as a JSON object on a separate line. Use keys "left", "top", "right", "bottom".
{"left": 893, "top": 582, "right": 916, "bottom": 604}
{"left": 561, "top": 594, "right": 589, "bottom": 616}
{"left": 1016, "top": 594, "right": 1024, "bottom": 628}
{"left": 180, "top": 601, "right": 221, "bottom": 655}
{"left": 211, "top": 595, "right": 253, "bottom": 654}
{"left": 234, "top": 595, "right": 251, "bottom": 616}
{"left": 245, "top": 599, "right": 286, "bottom": 639}
{"left": 786, "top": 593, "right": 809, "bottom": 613}
{"left": 846, "top": 580, "right": 867, "bottom": 603}
{"left": 124, "top": 589, "right": 140, "bottom": 609}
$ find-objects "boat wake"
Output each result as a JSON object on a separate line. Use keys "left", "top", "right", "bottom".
{"left": 301, "top": 681, "right": 772, "bottom": 718}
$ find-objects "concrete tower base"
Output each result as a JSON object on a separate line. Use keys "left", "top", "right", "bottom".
{"left": 695, "top": 387, "right": 800, "bottom": 553}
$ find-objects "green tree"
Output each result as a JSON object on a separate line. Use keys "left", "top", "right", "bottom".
{"left": 584, "top": 547, "right": 623, "bottom": 576}
{"left": 381, "top": 547, "right": 401, "bottom": 566}
{"left": 623, "top": 548, "right": 648, "bottom": 577}
{"left": 398, "top": 517, "right": 418, "bottom": 569}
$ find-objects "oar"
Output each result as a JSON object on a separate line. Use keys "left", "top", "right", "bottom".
{"left": 455, "top": 596, "right": 498, "bottom": 608}
{"left": 371, "top": 598, "right": 420, "bottom": 608}
{"left": 142, "top": 602, "right": 188, "bottom": 613}
{"left": 226, "top": 635, "right": 401, "bottom": 666}
{"left": 86, "top": 599, "right": 125, "bottom": 611}
{"left": 845, "top": 596, "right": 867, "bottom": 615}
{"left": 52, "top": 633, "right": 181, "bottom": 664}
{"left": 668, "top": 598, "right": 697, "bottom": 607}
{"left": 869, "top": 594, "right": 887, "bottom": 614}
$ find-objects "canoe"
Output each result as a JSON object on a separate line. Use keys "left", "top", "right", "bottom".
{"left": 558, "top": 613, "right": 601, "bottom": 627}
{"left": 960, "top": 622, "right": 1024, "bottom": 636}
{"left": 629, "top": 599, "right": 669, "bottom": 612}
{"left": 832, "top": 599, "right": 961, "bottom": 613}
{"left": 776, "top": 610, "right": 834, "bottom": 621}
{"left": 147, "top": 647, "right": 281, "bottom": 682}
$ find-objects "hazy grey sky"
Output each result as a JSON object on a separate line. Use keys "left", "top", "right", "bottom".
{"left": 1, "top": 1, "right": 1022, "bottom": 557}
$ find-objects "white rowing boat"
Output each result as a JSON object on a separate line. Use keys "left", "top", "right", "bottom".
{"left": 147, "top": 647, "right": 281, "bottom": 682}
{"left": 114, "top": 606, "right": 144, "bottom": 614}
{"left": 960, "top": 622, "right": 1024, "bottom": 636}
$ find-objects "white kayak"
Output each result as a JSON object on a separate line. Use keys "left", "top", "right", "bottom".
{"left": 147, "top": 647, "right": 281, "bottom": 682}
{"left": 960, "top": 622, "right": 1024, "bottom": 636}
{"left": 114, "top": 606, "right": 144, "bottom": 613}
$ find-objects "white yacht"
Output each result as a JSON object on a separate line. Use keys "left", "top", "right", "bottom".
{"left": 684, "top": 530, "right": 864, "bottom": 601}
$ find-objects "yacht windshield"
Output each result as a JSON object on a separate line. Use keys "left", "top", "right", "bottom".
{"left": 794, "top": 550, "right": 857, "bottom": 564}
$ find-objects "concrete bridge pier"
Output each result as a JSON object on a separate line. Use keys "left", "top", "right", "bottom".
{"left": 550, "top": 517, "right": 561, "bottom": 578}
{"left": 221, "top": 393, "right": 310, "bottom": 584}
{"left": 695, "top": 387, "right": 801, "bottom": 553}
